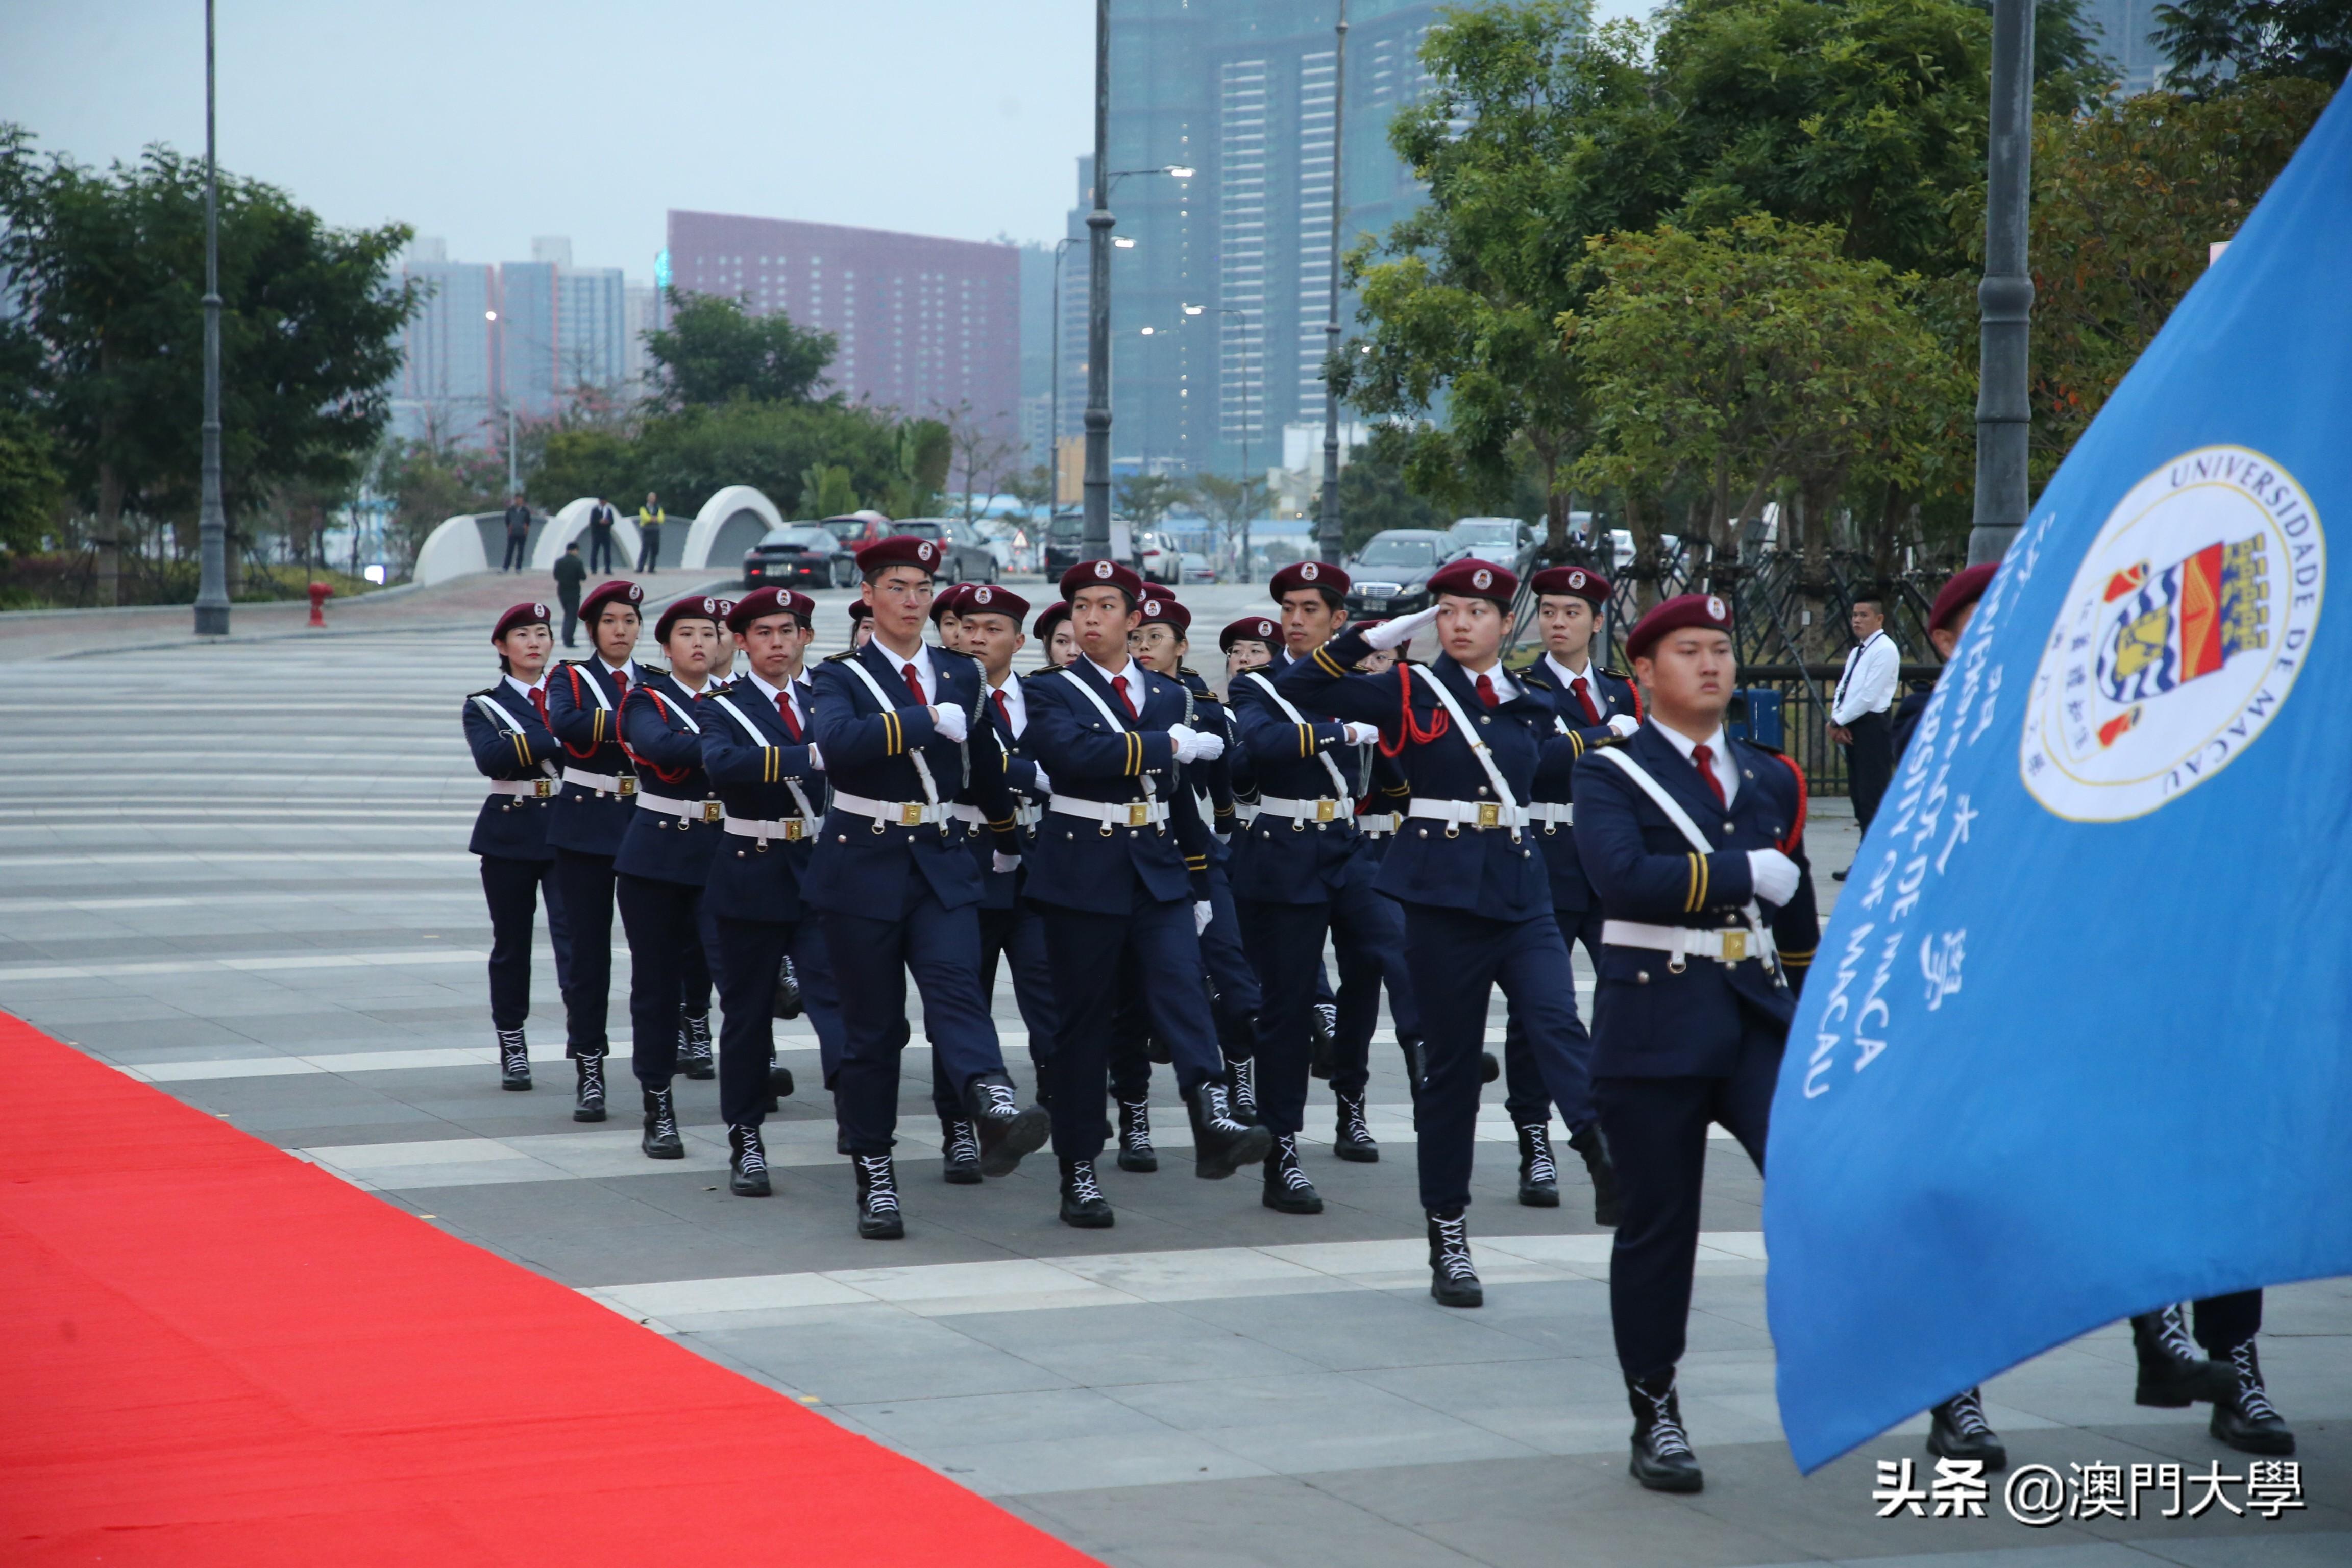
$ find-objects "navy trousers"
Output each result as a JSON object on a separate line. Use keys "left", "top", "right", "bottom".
{"left": 2193, "top": 1290, "right": 2264, "bottom": 1355}
{"left": 1503, "top": 902, "right": 1606, "bottom": 1126}
{"left": 1401, "top": 902, "right": 1595, "bottom": 1214}
{"left": 615, "top": 872, "right": 706, "bottom": 1090}
{"left": 479, "top": 854, "right": 571, "bottom": 1031}
{"left": 709, "top": 914, "right": 847, "bottom": 1126}
{"left": 1594, "top": 1021, "right": 1778, "bottom": 1380}
{"left": 932, "top": 902, "right": 1059, "bottom": 1119}
{"left": 1110, "top": 866, "right": 1256, "bottom": 1101}
{"left": 1241, "top": 879, "right": 1403, "bottom": 1138}
{"left": 552, "top": 847, "right": 617, "bottom": 1057}
{"left": 1038, "top": 884, "right": 1224, "bottom": 1162}
{"left": 586, "top": 528, "right": 615, "bottom": 572}
{"left": 1329, "top": 847, "right": 1418, "bottom": 1098}
{"left": 825, "top": 884, "right": 1004, "bottom": 1156}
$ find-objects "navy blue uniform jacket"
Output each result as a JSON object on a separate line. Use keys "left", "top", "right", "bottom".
{"left": 1515, "top": 659, "right": 1640, "bottom": 913}
{"left": 614, "top": 669, "right": 722, "bottom": 887}
{"left": 542, "top": 659, "right": 640, "bottom": 856}
{"left": 968, "top": 673, "right": 1049, "bottom": 912}
{"left": 699, "top": 677, "right": 825, "bottom": 924}
{"left": 463, "top": 683, "right": 561, "bottom": 860}
{"left": 803, "top": 639, "right": 1015, "bottom": 919}
{"left": 1275, "top": 627, "right": 1578, "bottom": 922}
{"left": 1227, "top": 656, "right": 1363, "bottom": 903}
{"left": 1020, "top": 658, "right": 1214, "bottom": 916}
{"left": 1571, "top": 722, "right": 1819, "bottom": 1077}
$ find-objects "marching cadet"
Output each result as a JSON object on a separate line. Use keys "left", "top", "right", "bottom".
{"left": 543, "top": 578, "right": 646, "bottom": 1121}
{"left": 930, "top": 580, "right": 973, "bottom": 653}
{"left": 1220, "top": 614, "right": 1277, "bottom": 682}
{"left": 697, "top": 587, "right": 847, "bottom": 1197}
{"left": 1034, "top": 600, "right": 1077, "bottom": 668}
{"left": 614, "top": 594, "right": 732, "bottom": 1162}
{"left": 1021, "top": 559, "right": 1273, "bottom": 1227}
{"left": 1276, "top": 560, "right": 1602, "bottom": 1309}
{"left": 1229, "top": 562, "right": 1406, "bottom": 1214}
{"left": 806, "top": 535, "right": 1049, "bottom": 1240}
{"left": 462, "top": 601, "right": 574, "bottom": 1091}
{"left": 1567, "top": 592, "right": 1817, "bottom": 1493}
{"left": 848, "top": 598, "right": 876, "bottom": 650}
{"left": 1502, "top": 565, "right": 1639, "bottom": 1219}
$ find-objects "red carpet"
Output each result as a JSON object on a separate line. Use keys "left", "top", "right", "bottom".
{"left": 0, "top": 1014, "right": 1100, "bottom": 1566}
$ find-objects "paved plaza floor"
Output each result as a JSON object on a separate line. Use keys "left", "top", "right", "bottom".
{"left": 2, "top": 576, "right": 2341, "bottom": 1566}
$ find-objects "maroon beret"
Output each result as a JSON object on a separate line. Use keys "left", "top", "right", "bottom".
{"left": 727, "top": 586, "right": 814, "bottom": 631}
{"left": 1032, "top": 600, "right": 1071, "bottom": 639}
{"left": 1135, "top": 593, "right": 1192, "bottom": 632}
{"left": 1625, "top": 592, "right": 1733, "bottom": 661}
{"left": 846, "top": 599, "right": 874, "bottom": 623}
{"left": 1058, "top": 557, "right": 1145, "bottom": 602}
{"left": 1220, "top": 614, "right": 1279, "bottom": 652}
{"left": 1427, "top": 556, "right": 1517, "bottom": 606}
{"left": 1268, "top": 559, "right": 1349, "bottom": 600}
{"left": 655, "top": 594, "right": 731, "bottom": 642}
{"left": 929, "top": 580, "right": 976, "bottom": 624}
{"left": 958, "top": 583, "right": 1030, "bottom": 625}
{"left": 1929, "top": 562, "right": 1997, "bottom": 635}
{"left": 855, "top": 533, "right": 944, "bottom": 577}
{"left": 576, "top": 578, "right": 644, "bottom": 623}
{"left": 1530, "top": 564, "right": 1610, "bottom": 607}
{"left": 492, "top": 601, "right": 553, "bottom": 641}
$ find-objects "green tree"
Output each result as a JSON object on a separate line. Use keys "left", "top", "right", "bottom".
{"left": 799, "top": 463, "right": 860, "bottom": 518}
{"left": 1116, "top": 473, "right": 1187, "bottom": 531}
{"left": 2153, "top": 0, "right": 2352, "bottom": 96}
{"left": 1334, "top": 437, "right": 1444, "bottom": 552}
{"left": 879, "top": 418, "right": 952, "bottom": 518}
{"left": 373, "top": 437, "right": 506, "bottom": 572}
{"left": 0, "top": 407, "right": 66, "bottom": 559}
{"left": 645, "top": 289, "right": 838, "bottom": 408}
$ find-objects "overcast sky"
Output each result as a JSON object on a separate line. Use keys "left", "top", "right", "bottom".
{"left": 6, "top": 0, "right": 1652, "bottom": 278}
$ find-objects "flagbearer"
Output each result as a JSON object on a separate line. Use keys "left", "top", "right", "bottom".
{"left": 1568, "top": 592, "right": 1818, "bottom": 1494}
{"left": 462, "top": 601, "right": 575, "bottom": 1091}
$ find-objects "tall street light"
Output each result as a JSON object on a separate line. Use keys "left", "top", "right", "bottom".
{"left": 192, "top": 0, "right": 231, "bottom": 637}
{"left": 1316, "top": 0, "right": 1351, "bottom": 567}
{"left": 1969, "top": 0, "right": 2035, "bottom": 567}
{"left": 1083, "top": 0, "right": 1116, "bottom": 559}
{"left": 1184, "top": 302, "right": 1257, "bottom": 581}
{"left": 1048, "top": 236, "right": 1075, "bottom": 513}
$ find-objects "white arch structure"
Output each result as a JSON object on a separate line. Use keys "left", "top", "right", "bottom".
{"left": 412, "top": 486, "right": 783, "bottom": 585}
{"left": 680, "top": 485, "right": 783, "bottom": 573}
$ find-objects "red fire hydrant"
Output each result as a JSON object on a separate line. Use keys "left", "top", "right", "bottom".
{"left": 307, "top": 582, "right": 333, "bottom": 628}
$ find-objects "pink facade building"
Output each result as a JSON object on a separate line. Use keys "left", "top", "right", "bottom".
{"left": 665, "top": 210, "right": 1021, "bottom": 444}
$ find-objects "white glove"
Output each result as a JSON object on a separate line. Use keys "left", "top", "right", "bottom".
{"left": 805, "top": 743, "right": 824, "bottom": 771}
{"left": 1027, "top": 763, "right": 1051, "bottom": 796}
{"left": 1342, "top": 721, "right": 1382, "bottom": 747}
{"left": 1606, "top": 713, "right": 1641, "bottom": 738}
{"left": 992, "top": 851, "right": 1021, "bottom": 875}
{"left": 1746, "top": 848, "right": 1801, "bottom": 908}
{"left": 1165, "top": 722, "right": 1203, "bottom": 764}
{"left": 1193, "top": 900, "right": 1213, "bottom": 934}
{"left": 1363, "top": 604, "right": 1440, "bottom": 651}
{"left": 930, "top": 703, "right": 968, "bottom": 743}
{"left": 1190, "top": 730, "right": 1226, "bottom": 762}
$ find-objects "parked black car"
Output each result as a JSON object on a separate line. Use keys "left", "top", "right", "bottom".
{"left": 885, "top": 518, "right": 997, "bottom": 583}
{"left": 743, "top": 524, "right": 857, "bottom": 590}
{"left": 1343, "top": 529, "right": 1461, "bottom": 617}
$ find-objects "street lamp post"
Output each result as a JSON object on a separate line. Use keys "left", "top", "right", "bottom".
{"left": 1185, "top": 302, "right": 1257, "bottom": 581}
{"left": 192, "top": 0, "right": 231, "bottom": 637}
{"left": 1084, "top": 0, "right": 1115, "bottom": 559}
{"left": 1316, "top": 0, "right": 1350, "bottom": 567}
{"left": 1048, "top": 236, "right": 1075, "bottom": 514}
{"left": 1970, "top": 0, "right": 2035, "bottom": 567}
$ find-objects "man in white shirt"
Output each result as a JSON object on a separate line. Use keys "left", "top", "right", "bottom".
{"left": 1828, "top": 595, "right": 1900, "bottom": 867}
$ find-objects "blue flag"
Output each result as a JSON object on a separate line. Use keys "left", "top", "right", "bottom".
{"left": 1766, "top": 86, "right": 2352, "bottom": 1473}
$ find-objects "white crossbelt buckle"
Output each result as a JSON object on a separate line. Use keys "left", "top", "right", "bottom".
{"left": 701, "top": 800, "right": 724, "bottom": 824}
{"left": 899, "top": 802, "right": 926, "bottom": 827}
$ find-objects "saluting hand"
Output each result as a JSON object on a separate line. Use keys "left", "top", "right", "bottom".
{"left": 1363, "top": 605, "right": 1439, "bottom": 652}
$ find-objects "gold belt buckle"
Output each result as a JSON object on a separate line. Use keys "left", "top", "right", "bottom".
{"left": 701, "top": 800, "right": 724, "bottom": 824}
{"left": 1722, "top": 930, "right": 1747, "bottom": 963}
{"left": 1476, "top": 802, "right": 1500, "bottom": 828}
{"left": 533, "top": 778, "right": 553, "bottom": 798}
{"left": 1126, "top": 802, "right": 1150, "bottom": 828}
{"left": 618, "top": 776, "right": 637, "bottom": 797}
{"left": 783, "top": 819, "right": 806, "bottom": 842}
{"left": 1314, "top": 799, "right": 1336, "bottom": 822}
{"left": 899, "top": 802, "right": 926, "bottom": 827}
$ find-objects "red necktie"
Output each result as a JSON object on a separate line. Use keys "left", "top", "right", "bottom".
{"left": 1571, "top": 676, "right": 1601, "bottom": 725}
{"left": 902, "top": 663, "right": 926, "bottom": 705}
{"left": 1691, "top": 743, "right": 1727, "bottom": 808}
{"left": 1111, "top": 674, "right": 1138, "bottom": 719}
{"left": 610, "top": 667, "right": 629, "bottom": 702}
{"left": 529, "top": 687, "right": 549, "bottom": 727}
{"left": 776, "top": 690, "right": 802, "bottom": 741}
{"left": 1475, "top": 673, "right": 1498, "bottom": 709}
{"left": 991, "top": 689, "right": 1012, "bottom": 731}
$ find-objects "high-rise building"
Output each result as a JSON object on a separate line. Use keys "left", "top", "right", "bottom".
{"left": 2082, "top": 0, "right": 2169, "bottom": 93}
{"left": 1061, "top": 1, "right": 1446, "bottom": 481}
{"left": 391, "top": 238, "right": 499, "bottom": 448}
{"left": 664, "top": 210, "right": 1022, "bottom": 446}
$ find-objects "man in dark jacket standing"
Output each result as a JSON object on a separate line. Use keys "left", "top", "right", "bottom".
{"left": 551, "top": 542, "right": 587, "bottom": 647}
{"left": 502, "top": 493, "right": 532, "bottom": 572}
{"left": 585, "top": 498, "right": 619, "bottom": 572}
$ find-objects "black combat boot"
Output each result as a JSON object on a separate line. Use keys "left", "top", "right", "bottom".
{"left": 677, "top": 1010, "right": 715, "bottom": 1079}
{"left": 2132, "top": 1304, "right": 2238, "bottom": 1406}
{"left": 1569, "top": 1122, "right": 1621, "bottom": 1226}
{"left": 939, "top": 1118, "right": 982, "bottom": 1184}
{"left": 1116, "top": 1100, "right": 1159, "bottom": 1173}
{"left": 497, "top": 1027, "right": 532, "bottom": 1090}
{"left": 1427, "top": 1207, "right": 1482, "bottom": 1307}
{"left": 1227, "top": 1054, "right": 1261, "bottom": 1126}
{"left": 641, "top": 1086, "right": 683, "bottom": 1159}
{"left": 1262, "top": 1134, "right": 1324, "bottom": 1214}
{"left": 772, "top": 953, "right": 803, "bottom": 1019}
{"left": 1059, "top": 1157, "right": 1115, "bottom": 1229}
{"left": 853, "top": 1154, "right": 904, "bottom": 1240}
{"left": 1927, "top": 1387, "right": 2007, "bottom": 1469}
{"left": 1480, "top": 1050, "right": 1501, "bottom": 1084}
{"left": 2210, "top": 1340, "right": 2295, "bottom": 1455}
{"left": 1516, "top": 1123, "right": 1560, "bottom": 1207}
{"left": 727, "top": 1124, "right": 772, "bottom": 1197}
{"left": 1188, "top": 1080, "right": 1273, "bottom": 1179}
{"left": 1626, "top": 1370, "right": 1704, "bottom": 1492}
{"left": 1397, "top": 1036, "right": 1428, "bottom": 1096}
{"left": 962, "top": 1073, "right": 1050, "bottom": 1177}
{"left": 1333, "top": 1094, "right": 1378, "bottom": 1163}
{"left": 1310, "top": 1002, "right": 1338, "bottom": 1080}
{"left": 760, "top": 1062, "right": 794, "bottom": 1116}
{"left": 572, "top": 1051, "right": 606, "bottom": 1123}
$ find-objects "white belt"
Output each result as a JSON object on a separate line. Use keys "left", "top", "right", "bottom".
{"left": 723, "top": 814, "right": 808, "bottom": 844}
{"left": 1014, "top": 800, "right": 1042, "bottom": 831}
{"left": 488, "top": 778, "right": 557, "bottom": 799}
{"left": 1602, "top": 919, "right": 1776, "bottom": 969}
{"left": 636, "top": 793, "right": 725, "bottom": 825}
{"left": 948, "top": 803, "right": 988, "bottom": 827}
{"left": 1528, "top": 801, "right": 1574, "bottom": 829}
{"left": 1254, "top": 794, "right": 1351, "bottom": 826}
{"left": 830, "top": 790, "right": 953, "bottom": 828}
{"left": 1356, "top": 811, "right": 1400, "bottom": 837}
{"left": 1049, "top": 796, "right": 1169, "bottom": 830}
{"left": 1407, "top": 798, "right": 1528, "bottom": 831}
{"left": 1233, "top": 802, "right": 1259, "bottom": 824}
{"left": 561, "top": 766, "right": 636, "bottom": 797}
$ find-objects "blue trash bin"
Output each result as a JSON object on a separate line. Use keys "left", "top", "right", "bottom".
{"left": 1727, "top": 687, "right": 1784, "bottom": 750}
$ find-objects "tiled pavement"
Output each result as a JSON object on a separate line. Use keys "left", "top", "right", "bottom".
{"left": 2, "top": 577, "right": 2342, "bottom": 1566}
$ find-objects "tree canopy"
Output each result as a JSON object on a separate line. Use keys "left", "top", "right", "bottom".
{"left": 645, "top": 289, "right": 838, "bottom": 408}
